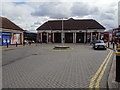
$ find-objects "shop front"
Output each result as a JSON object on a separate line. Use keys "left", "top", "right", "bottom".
{"left": 2, "top": 32, "right": 11, "bottom": 46}
{"left": 0, "top": 17, "right": 24, "bottom": 45}
{"left": 0, "top": 32, "right": 22, "bottom": 46}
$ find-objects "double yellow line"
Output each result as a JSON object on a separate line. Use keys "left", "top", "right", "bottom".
{"left": 89, "top": 50, "right": 113, "bottom": 89}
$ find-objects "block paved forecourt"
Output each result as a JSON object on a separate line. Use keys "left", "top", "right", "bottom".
{"left": 2, "top": 44, "right": 113, "bottom": 88}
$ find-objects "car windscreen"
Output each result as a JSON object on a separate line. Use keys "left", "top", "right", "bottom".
{"left": 95, "top": 40, "right": 104, "bottom": 43}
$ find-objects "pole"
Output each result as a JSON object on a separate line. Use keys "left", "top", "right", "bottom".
{"left": 108, "top": 41, "right": 110, "bottom": 48}
{"left": 62, "top": 18, "right": 64, "bottom": 45}
{"left": 85, "top": 29, "right": 87, "bottom": 44}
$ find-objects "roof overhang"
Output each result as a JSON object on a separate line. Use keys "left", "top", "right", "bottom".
{"left": 0, "top": 28, "right": 24, "bottom": 33}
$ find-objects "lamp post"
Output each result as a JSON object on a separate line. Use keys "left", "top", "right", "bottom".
{"left": 85, "top": 27, "right": 88, "bottom": 44}
{"left": 53, "top": 18, "right": 70, "bottom": 49}
{"left": 61, "top": 18, "right": 64, "bottom": 45}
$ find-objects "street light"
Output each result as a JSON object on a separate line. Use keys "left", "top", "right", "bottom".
{"left": 53, "top": 18, "right": 70, "bottom": 50}
{"left": 61, "top": 18, "right": 64, "bottom": 45}
{"left": 60, "top": 17, "right": 68, "bottom": 45}
{"left": 85, "top": 27, "right": 88, "bottom": 44}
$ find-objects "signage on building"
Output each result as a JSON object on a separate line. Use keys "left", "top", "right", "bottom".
{"left": 11, "top": 33, "right": 20, "bottom": 44}
{"left": 2, "top": 32, "right": 11, "bottom": 35}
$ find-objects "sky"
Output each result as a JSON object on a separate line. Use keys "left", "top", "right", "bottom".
{"left": 0, "top": 0, "right": 119, "bottom": 32}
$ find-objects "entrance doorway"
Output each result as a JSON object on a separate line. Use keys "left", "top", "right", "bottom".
{"left": 76, "top": 32, "right": 84, "bottom": 43}
{"left": 42, "top": 32, "right": 47, "bottom": 43}
{"left": 65, "top": 33, "right": 73, "bottom": 43}
{"left": 54, "top": 33, "right": 61, "bottom": 43}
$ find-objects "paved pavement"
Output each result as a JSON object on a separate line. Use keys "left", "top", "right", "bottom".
{"left": 108, "top": 44, "right": 120, "bottom": 90}
{"left": 2, "top": 44, "right": 113, "bottom": 89}
{"left": 0, "top": 47, "right": 2, "bottom": 90}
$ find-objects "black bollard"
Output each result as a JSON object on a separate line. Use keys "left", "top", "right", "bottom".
{"left": 16, "top": 42, "right": 17, "bottom": 47}
{"left": 116, "top": 54, "right": 120, "bottom": 82}
{"left": 113, "top": 43, "right": 115, "bottom": 49}
{"left": 108, "top": 42, "right": 110, "bottom": 48}
{"left": 7, "top": 42, "right": 8, "bottom": 48}
{"left": 23, "top": 42, "right": 25, "bottom": 46}
{"left": 6, "top": 39, "right": 8, "bottom": 48}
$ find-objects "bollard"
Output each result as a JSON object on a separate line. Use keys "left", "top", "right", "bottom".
{"left": 23, "top": 42, "right": 25, "bottom": 46}
{"left": 6, "top": 39, "right": 8, "bottom": 48}
{"left": 108, "top": 42, "right": 110, "bottom": 48}
{"left": 36, "top": 42, "right": 37, "bottom": 46}
{"left": 16, "top": 42, "right": 17, "bottom": 47}
{"left": 113, "top": 42, "right": 115, "bottom": 49}
{"left": 116, "top": 49, "right": 120, "bottom": 82}
{"left": 6, "top": 42, "right": 8, "bottom": 48}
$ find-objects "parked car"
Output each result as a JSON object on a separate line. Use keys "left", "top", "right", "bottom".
{"left": 93, "top": 40, "right": 107, "bottom": 50}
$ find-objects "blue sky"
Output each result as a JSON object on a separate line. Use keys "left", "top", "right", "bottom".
{"left": 13, "top": 2, "right": 26, "bottom": 5}
{"left": 1, "top": 0, "right": 119, "bottom": 32}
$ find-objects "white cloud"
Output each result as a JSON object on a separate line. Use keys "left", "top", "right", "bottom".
{"left": 1, "top": 0, "right": 119, "bottom": 32}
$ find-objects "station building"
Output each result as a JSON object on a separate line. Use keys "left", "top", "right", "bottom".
{"left": 0, "top": 16, "right": 24, "bottom": 45}
{"left": 36, "top": 18, "right": 105, "bottom": 43}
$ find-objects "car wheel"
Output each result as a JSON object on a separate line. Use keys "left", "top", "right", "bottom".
{"left": 104, "top": 48, "right": 107, "bottom": 50}
{"left": 94, "top": 48, "right": 96, "bottom": 50}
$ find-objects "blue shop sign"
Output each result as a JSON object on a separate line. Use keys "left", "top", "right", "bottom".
{"left": 2, "top": 32, "right": 11, "bottom": 35}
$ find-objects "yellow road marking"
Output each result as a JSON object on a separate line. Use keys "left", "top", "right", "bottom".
{"left": 89, "top": 50, "right": 112, "bottom": 89}
{"left": 95, "top": 50, "right": 113, "bottom": 89}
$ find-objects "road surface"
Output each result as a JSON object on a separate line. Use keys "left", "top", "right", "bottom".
{"left": 2, "top": 44, "right": 114, "bottom": 89}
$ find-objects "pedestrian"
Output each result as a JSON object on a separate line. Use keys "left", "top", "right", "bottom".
{"left": 29, "top": 41, "right": 31, "bottom": 45}
{"left": 79, "top": 38, "right": 81, "bottom": 42}
{"left": 24, "top": 40, "right": 27, "bottom": 45}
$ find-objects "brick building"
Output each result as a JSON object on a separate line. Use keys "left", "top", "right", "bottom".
{"left": 36, "top": 18, "right": 105, "bottom": 43}
{"left": 0, "top": 16, "right": 24, "bottom": 45}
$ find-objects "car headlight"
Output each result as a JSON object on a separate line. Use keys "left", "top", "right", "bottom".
{"left": 95, "top": 44, "right": 98, "bottom": 46}
{"left": 95, "top": 45, "right": 98, "bottom": 48}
